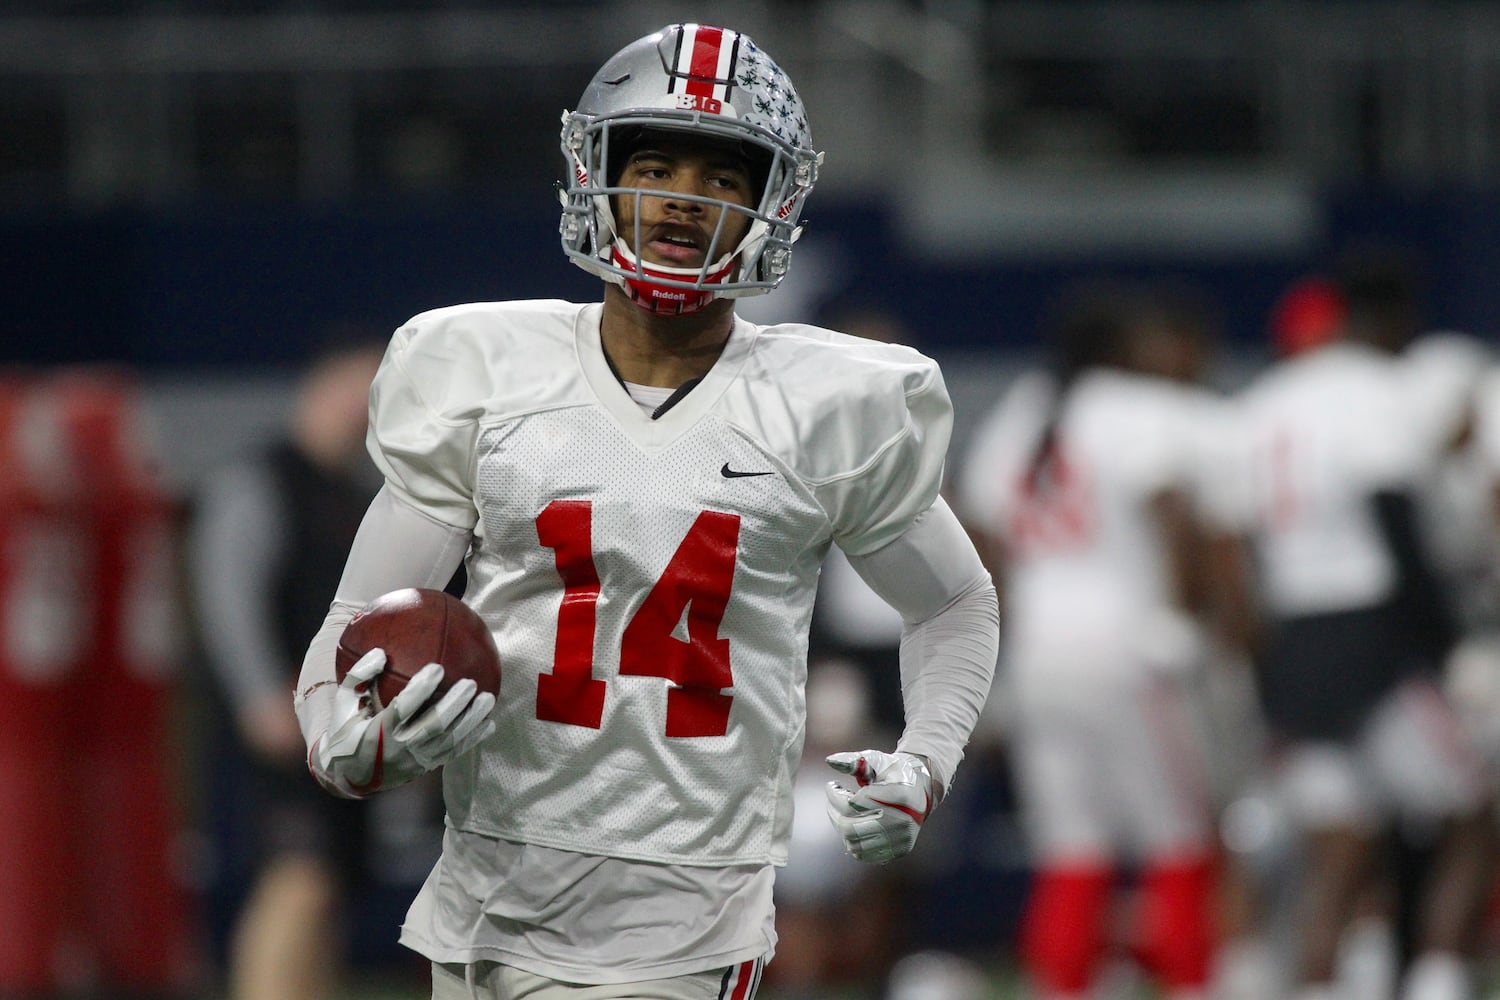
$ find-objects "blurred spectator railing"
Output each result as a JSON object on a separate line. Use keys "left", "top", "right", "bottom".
{"left": 1, "top": 1, "right": 1497, "bottom": 206}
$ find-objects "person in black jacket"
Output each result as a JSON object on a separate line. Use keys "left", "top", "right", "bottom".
{"left": 189, "top": 329, "right": 397, "bottom": 1000}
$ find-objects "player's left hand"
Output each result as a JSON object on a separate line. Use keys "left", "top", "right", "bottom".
{"left": 824, "top": 749, "right": 936, "bottom": 864}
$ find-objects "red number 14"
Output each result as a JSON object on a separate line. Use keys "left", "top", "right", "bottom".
{"left": 534, "top": 500, "right": 741, "bottom": 737}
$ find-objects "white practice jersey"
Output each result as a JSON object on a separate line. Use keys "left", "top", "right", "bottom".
{"left": 367, "top": 299, "right": 950, "bottom": 868}
{"left": 956, "top": 368, "right": 1230, "bottom": 682}
{"left": 1233, "top": 342, "right": 1426, "bottom": 618}
{"left": 1476, "top": 368, "right": 1500, "bottom": 480}
{"left": 1404, "top": 334, "right": 1500, "bottom": 626}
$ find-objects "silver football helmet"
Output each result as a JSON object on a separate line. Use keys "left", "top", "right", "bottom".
{"left": 559, "top": 23, "right": 823, "bottom": 315}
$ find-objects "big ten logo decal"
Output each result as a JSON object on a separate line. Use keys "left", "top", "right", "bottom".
{"left": 676, "top": 94, "right": 724, "bottom": 114}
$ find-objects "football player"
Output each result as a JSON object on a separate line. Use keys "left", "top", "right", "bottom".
{"left": 1232, "top": 250, "right": 1494, "bottom": 1000}
{"left": 954, "top": 282, "right": 1251, "bottom": 1000}
{"left": 293, "top": 23, "right": 998, "bottom": 1000}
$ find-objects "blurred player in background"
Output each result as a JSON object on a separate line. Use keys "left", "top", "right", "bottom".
{"left": 189, "top": 331, "right": 393, "bottom": 1000}
{"left": 955, "top": 282, "right": 1254, "bottom": 1000}
{"left": 1230, "top": 249, "right": 1496, "bottom": 1000}
{"left": 1267, "top": 275, "right": 1348, "bottom": 362}
{"left": 1209, "top": 272, "right": 1354, "bottom": 1000}
{"left": 293, "top": 23, "right": 998, "bottom": 1000}
{"left": 1399, "top": 327, "right": 1500, "bottom": 995}
{"left": 1404, "top": 329, "right": 1500, "bottom": 742}
{"left": 1450, "top": 342, "right": 1500, "bottom": 779}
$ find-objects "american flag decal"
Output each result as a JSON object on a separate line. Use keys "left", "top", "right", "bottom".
{"left": 667, "top": 24, "right": 741, "bottom": 107}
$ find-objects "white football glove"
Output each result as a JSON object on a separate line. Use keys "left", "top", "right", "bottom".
{"left": 824, "top": 749, "right": 936, "bottom": 864}
{"left": 308, "top": 648, "right": 496, "bottom": 799}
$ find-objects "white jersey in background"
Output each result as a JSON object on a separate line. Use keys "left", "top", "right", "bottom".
{"left": 958, "top": 368, "right": 1232, "bottom": 686}
{"left": 1404, "top": 333, "right": 1500, "bottom": 628}
{"left": 1418, "top": 341, "right": 1500, "bottom": 768}
{"left": 1232, "top": 341, "right": 1425, "bottom": 618}
{"left": 956, "top": 367, "right": 1229, "bottom": 860}
{"left": 1475, "top": 368, "right": 1500, "bottom": 482}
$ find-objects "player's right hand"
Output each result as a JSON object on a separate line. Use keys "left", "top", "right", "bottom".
{"left": 307, "top": 648, "right": 496, "bottom": 799}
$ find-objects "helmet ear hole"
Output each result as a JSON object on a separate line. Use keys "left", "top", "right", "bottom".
{"left": 741, "top": 144, "right": 773, "bottom": 203}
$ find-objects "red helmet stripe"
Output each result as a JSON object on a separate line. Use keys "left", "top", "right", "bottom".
{"left": 680, "top": 24, "right": 734, "bottom": 101}
{"left": 685, "top": 25, "right": 722, "bottom": 96}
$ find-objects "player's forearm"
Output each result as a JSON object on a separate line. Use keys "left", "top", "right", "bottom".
{"left": 894, "top": 576, "right": 1000, "bottom": 795}
{"left": 843, "top": 497, "right": 1001, "bottom": 794}
{"left": 294, "top": 601, "right": 360, "bottom": 749}
{"left": 294, "top": 484, "right": 472, "bottom": 749}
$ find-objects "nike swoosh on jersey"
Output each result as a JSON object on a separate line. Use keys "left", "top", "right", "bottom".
{"left": 721, "top": 463, "right": 774, "bottom": 478}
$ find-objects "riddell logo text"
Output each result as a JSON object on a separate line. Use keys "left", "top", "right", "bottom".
{"left": 652, "top": 290, "right": 688, "bottom": 301}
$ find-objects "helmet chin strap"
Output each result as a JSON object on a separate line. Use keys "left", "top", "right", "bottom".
{"left": 610, "top": 241, "right": 738, "bottom": 317}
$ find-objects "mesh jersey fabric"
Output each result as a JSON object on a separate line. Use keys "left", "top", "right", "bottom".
{"left": 365, "top": 298, "right": 951, "bottom": 866}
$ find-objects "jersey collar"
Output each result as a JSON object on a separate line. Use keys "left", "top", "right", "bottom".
{"left": 573, "top": 302, "right": 759, "bottom": 447}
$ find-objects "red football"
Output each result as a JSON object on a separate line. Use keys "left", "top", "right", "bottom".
{"left": 335, "top": 588, "right": 501, "bottom": 713}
